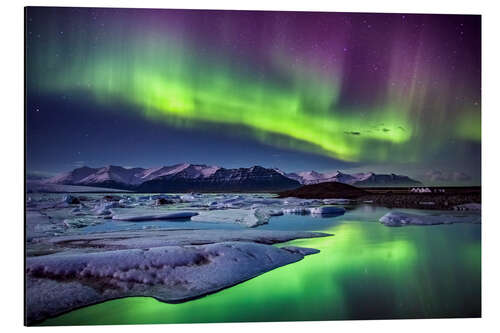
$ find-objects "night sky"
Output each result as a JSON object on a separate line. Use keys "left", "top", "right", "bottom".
{"left": 25, "top": 7, "right": 481, "bottom": 184}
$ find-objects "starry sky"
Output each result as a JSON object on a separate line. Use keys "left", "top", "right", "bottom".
{"left": 25, "top": 7, "right": 481, "bottom": 185}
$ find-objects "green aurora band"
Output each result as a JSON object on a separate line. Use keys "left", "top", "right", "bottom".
{"left": 27, "top": 10, "right": 481, "bottom": 164}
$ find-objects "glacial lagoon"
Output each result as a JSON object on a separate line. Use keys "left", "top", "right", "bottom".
{"left": 32, "top": 198, "right": 480, "bottom": 325}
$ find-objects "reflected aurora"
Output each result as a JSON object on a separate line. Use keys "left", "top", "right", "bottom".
{"left": 42, "top": 212, "right": 480, "bottom": 325}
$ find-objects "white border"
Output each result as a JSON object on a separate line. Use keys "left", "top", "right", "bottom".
{"left": 2, "top": 0, "right": 499, "bottom": 332}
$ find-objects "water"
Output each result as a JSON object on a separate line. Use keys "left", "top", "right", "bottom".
{"left": 40, "top": 205, "right": 481, "bottom": 325}
{"left": 80, "top": 219, "right": 244, "bottom": 233}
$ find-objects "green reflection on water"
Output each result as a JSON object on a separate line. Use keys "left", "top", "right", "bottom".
{"left": 41, "top": 217, "right": 481, "bottom": 325}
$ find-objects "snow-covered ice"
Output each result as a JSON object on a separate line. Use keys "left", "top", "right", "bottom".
{"left": 379, "top": 211, "right": 481, "bottom": 227}
{"left": 34, "top": 229, "right": 331, "bottom": 252}
{"left": 191, "top": 208, "right": 268, "bottom": 227}
{"left": 282, "top": 205, "right": 345, "bottom": 217}
{"left": 26, "top": 228, "right": 329, "bottom": 324}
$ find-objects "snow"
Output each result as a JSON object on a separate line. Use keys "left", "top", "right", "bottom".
{"left": 309, "top": 206, "right": 346, "bottom": 216}
{"left": 25, "top": 223, "right": 330, "bottom": 324}
{"left": 42, "top": 163, "right": 419, "bottom": 190}
{"left": 139, "top": 163, "right": 220, "bottom": 181}
{"left": 298, "top": 170, "right": 327, "bottom": 182}
{"left": 77, "top": 166, "right": 146, "bottom": 186}
{"left": 43, "top": 163, "right": 221, "bottom": 189}
{"left": 322, "top": 198, "right": 353, "bottom": 205}
{"left": 138, "top": 164, "right": 191, "bottom": 180}
{"left": 282, "top": 207, "right": 311, "bottom": 215}
{"left": 191, "top": 208, "right": 270, "bottom": 227}
{"left": 379, "top": 211, "right": 481, "bottom": 227}
{"left": 282, "top": 206, "right": 346, "bottom": 217}
{"left": 282, "top": 170, "right": 358, "bottom": 185}
{"left": 40, "top": 229, "right": 331, "bottom": 250}
{"left": 26, "top": 240, "right": 320, "bottom": 324}
{"left": 43, "top": 166, "right": 97, "bottom": 185}
{"left": 281, "top": 169, "right": 419, "bottom": 186}
{"left": 180, "top": 194, "right": 199, "bottom": 202}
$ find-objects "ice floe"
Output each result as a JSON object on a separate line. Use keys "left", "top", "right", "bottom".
{"left": 379, "top": 211, "right": 481, "bottom": 227}
{"left": 26, "top": 228, "right": 330, "bottom": 324}
{"left": 282, "top": 205, "right": 346, "bottom": 217}
{"left": 61, "top": 194, "right": 80, "bottom": 204}
{"left": 35, "top": 229, "right": 331, "bottom": 251}
{"left": 309, "top": 206, "right": 346, "bottom": 216}
{"left": 191, "top": 208, "right": 269, "bottom": 227}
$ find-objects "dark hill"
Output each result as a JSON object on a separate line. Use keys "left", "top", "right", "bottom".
{"left": 277, "top": 181, "right": 368, "bottom": 199}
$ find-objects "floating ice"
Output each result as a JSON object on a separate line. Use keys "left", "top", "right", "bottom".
{"left": 283, "top": 206, "right": 345, "bottom": 217}
{"left": 191, "top": 208, "right": 267, "bottom": 227}
{"left": 61, "top": 194, "right": 79, "bottom": 204}
{"left": 379, "top": 211, "right": 481, "bottom": 227}
{"left": 26, "top": 239, "right": 324, "bottom": 324}
{"left": 309, "top": 206, "right": 346, "bottom": 216}
{"left": 453, "top": 203, "right": 481, "bottom": 211}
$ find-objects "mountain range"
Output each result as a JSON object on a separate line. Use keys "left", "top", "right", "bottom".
{"left": 40, "top": 163, "right": 421, "bottom": 192}
{"left": 274, "top": 169, "right": 421, "bottom": 187}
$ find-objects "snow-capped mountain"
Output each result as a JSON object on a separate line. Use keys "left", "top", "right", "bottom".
{"left": 138, "top": 163, "right": 220, "bottom": 182}
{"left": 44, "top": 164, "right": 222, "bottom": 190}
{"left": 44, "top": 164, "right": 299, "bottom": 192}
{"left": 136, "top": 166, "right": 300, "bottom": 192}
{"left": 44, "top": 166, "right": 98, "bottom": 185}
{"left": 274, "top": 169, "right": 420, "bottom": 187}
{"left": 348, "top": 172, "right": 421, "bottom": 186}
{"left": 44, "top": 163, "right": 420, "bottom": 192}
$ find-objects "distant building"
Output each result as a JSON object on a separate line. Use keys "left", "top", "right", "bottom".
{"left": 410, "top": 187, "right": 432, "bottom": 193}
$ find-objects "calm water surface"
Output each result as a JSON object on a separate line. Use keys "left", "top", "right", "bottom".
{"left": 42, "top": 205, "right": 481, "bottom": 325}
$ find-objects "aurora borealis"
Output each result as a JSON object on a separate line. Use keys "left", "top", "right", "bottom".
{"left": 25, "top": 7, "right": 481, "bottom": 183}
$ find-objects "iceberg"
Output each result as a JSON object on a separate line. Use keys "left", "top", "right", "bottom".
{"left": 309, "top": 206, "right": 346, "bottom": 216}
{"left": 283, "top": 206, "right": 345, "bottom": 217}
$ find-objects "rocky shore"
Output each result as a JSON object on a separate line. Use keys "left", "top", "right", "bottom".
{"left": 359, "top": 192, "right": 481, "bottom": 210}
